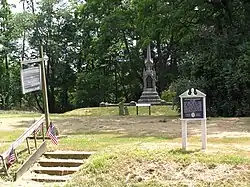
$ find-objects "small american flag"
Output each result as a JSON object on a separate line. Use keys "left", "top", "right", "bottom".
{"left": 7, "top": 147, "right": 16, "bottom": 167}
{"left": 46, "top": 122, "right": 58, "bottom": 145}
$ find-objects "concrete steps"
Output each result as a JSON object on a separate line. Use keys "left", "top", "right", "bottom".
{"left": 26, "top": 151, "right": 93, "bottom": 183}
{"left": 33, "top": 166, "right": 80, "bottom": 175}
{"left": 31, "top": 174, "right": 71, "bottom": 182}
{"left": 43, "top": 151, "right": 94, "bottom": 159}
{"left": 38, "top": 158, "right": 84, "bottom": 167}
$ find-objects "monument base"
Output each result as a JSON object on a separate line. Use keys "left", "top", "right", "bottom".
{"left": 138, "top": 89, "right": 162, "bottom": 105}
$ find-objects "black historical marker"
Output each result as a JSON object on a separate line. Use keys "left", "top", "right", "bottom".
{"left": 182, "top": 97, "right": 204, "bottom": 119}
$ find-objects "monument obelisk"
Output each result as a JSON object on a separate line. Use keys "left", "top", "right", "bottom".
{"left": 138, "top": 45, "right": 161, "bottom": 104}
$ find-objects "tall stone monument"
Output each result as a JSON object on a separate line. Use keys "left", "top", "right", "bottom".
{"left": 138, "top": 45, "right": 161, "bottom": 104}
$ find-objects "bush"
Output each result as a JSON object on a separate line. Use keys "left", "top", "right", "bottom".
{"left": 161, "top": 90, "right": 176, "bottom": 102}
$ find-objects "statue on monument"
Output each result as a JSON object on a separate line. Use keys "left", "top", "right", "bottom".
{"left": 138, "top": 44, "right": 162, "bottom": 104}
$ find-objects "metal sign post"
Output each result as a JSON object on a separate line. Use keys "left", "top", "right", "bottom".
{"left": 179, "top": 88, "right": 207, "bottom": 150}
{"left": 20, "top": 46, "right": 50, "bottom": 130}
{"left": 40, "top": 46, "right": 50, "bottom": 131}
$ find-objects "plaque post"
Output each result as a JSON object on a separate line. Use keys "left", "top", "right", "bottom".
{"left": 201, "top": 96, "right": 207, "bottom": 150}
{"left": 182, "top": 120, "right": 187, "bottom": 150}
{"left": 201, "top": 119, "right": 207, "bottom": 150}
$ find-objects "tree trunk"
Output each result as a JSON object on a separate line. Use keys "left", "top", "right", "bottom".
{"left": 156, "top": 32, "right": 165, "bottom": 92}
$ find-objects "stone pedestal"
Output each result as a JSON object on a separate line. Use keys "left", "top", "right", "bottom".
{"left": 138, "top": 89, "right": 161, "bottom": 104}
{"left": 138, "top": 45, "right": 161, "bottom": 104}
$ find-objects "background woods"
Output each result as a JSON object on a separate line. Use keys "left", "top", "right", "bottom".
{"left": 0, "top": 0, "right": 250, "bottom": 117}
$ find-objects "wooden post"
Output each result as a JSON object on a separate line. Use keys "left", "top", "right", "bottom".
{"left": 1, "top": 156, "right": 8, "bottom": 176}
{"left": 40, "top": 46, "right": 50, "bottom": 131}
{"left": 149, "top": 106, "right": 151, "bottom": 115}
{"left": 182, "top": 120, "right": 187, "bottom": 150}
{"left": 26, "top": 138, "right": 31, "bottom": 154}
{"left": 136, "top": 106, "right": 138, "bottom": 115}
{"left": 42, "top": 123, "right": 45, "bottom": 142}
{"left": 34, "top": 132, "right": 37, "bottom": 149}
{"left": 14, "top": 149, "right": 18, "bottom": 163}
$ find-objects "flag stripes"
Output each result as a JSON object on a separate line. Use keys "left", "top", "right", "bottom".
{"left": 46, "top": 122, "right": 58, "bottom": 145}
{"left": 7, "top": 147, "right": 16, "bottom": 166}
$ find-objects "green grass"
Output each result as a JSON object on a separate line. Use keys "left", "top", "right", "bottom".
{"left": 47, "top": 133, "right": 167, "bottom": 152}
{"left": 168, "top": 136, "right": 250, "bottom": 144}
{"left": 0, "top": 130, "right": 25, "bottom": 143}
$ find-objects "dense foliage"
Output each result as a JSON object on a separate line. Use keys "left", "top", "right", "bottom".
{"left": 0, "top": 0, "right": 249, "bottom": 116}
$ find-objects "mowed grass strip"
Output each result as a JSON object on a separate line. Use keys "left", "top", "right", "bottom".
{"left": 47, "top": 133, "right": 167, "bottom": 151}
{"left": 0, "top": 130, "right": 25, "bottom": 154}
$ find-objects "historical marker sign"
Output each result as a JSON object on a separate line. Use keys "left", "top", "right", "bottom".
{"left": 21, "top": 62, "right": 42, "bottom": 94}
{"left": 180, "top": 88, "right": 206, "bottom": 120}
{"left": 179, "top": 88, "right": 207, "bottom": 150}
{"left": 182, "top": 97, "right": 204, "bottom": 119}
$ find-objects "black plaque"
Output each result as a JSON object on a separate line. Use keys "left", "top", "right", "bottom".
{"left": 182, "top": 97, "right": 204, "bottom": 119}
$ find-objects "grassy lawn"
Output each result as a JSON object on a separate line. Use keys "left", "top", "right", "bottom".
{"left": 1, "top": 106, "right": 250, "bottom": 186}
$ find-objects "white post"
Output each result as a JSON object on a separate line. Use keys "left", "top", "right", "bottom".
{"left": 182, "top": 120, "right": 187, "bottom": 150}
{"left": 201, "top": 119, "right": 207, "bottom": 150}
{"left": 201, "top": 96, "right": 207, "bottom": 150}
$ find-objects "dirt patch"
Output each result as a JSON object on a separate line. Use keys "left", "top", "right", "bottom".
{"left": 53, "top": 116, "right": 250, "bottom": 138}
{"left": 1, "top": 116, "right": 250, "bottom": 139}
{"left": 123, "top": 160, "right": 249, "bottom": 186}
{"left": 0, "top": 118, "right": 35, "bottom": 130}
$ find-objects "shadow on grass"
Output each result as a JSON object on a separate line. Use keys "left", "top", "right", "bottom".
{"left": 9, "top": 120, "right": 35, "bottom": 129}
{"left": 168, "top": 148, "right": 201, "bottom": 155}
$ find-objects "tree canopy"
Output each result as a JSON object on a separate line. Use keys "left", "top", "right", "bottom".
{"left": 0, "top": 0, "right": 249, "bottom": 117}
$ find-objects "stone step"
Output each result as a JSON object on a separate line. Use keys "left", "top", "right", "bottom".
{"left": 33, "top": 166, "right": 79, "bottom": 175}
{"left": 38, "top": 158, "right": 84, "bottom": 167}
{"left": 43, "top": 151, "right": 94, "bottom": 159}
{"left": 31, "top": 174, "right": 71, "bottom": 182}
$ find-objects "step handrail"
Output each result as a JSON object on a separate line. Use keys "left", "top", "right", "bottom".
{"left": 0, "top": 115, "right": 45, "bottom": 175}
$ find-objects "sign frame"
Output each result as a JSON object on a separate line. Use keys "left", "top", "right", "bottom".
{"left": 179, "top": 88, "right": 207, "bottom": 150}
{"left": 20, "top": 60, "right": 42, "bottom": 94}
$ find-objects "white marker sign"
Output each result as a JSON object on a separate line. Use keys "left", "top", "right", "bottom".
{"left": 21, "top": 61, "right": 42, "bottom": 94}
{"left": 179, "top": 88, "right": 207, "bottom": 150}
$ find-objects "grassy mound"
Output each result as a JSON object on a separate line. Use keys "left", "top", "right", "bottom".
{"left": 62, "top": 106, "right": 177, "bottom": 117}
{"left": 66, "top": 146, "right": 250, "bottom": 187}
